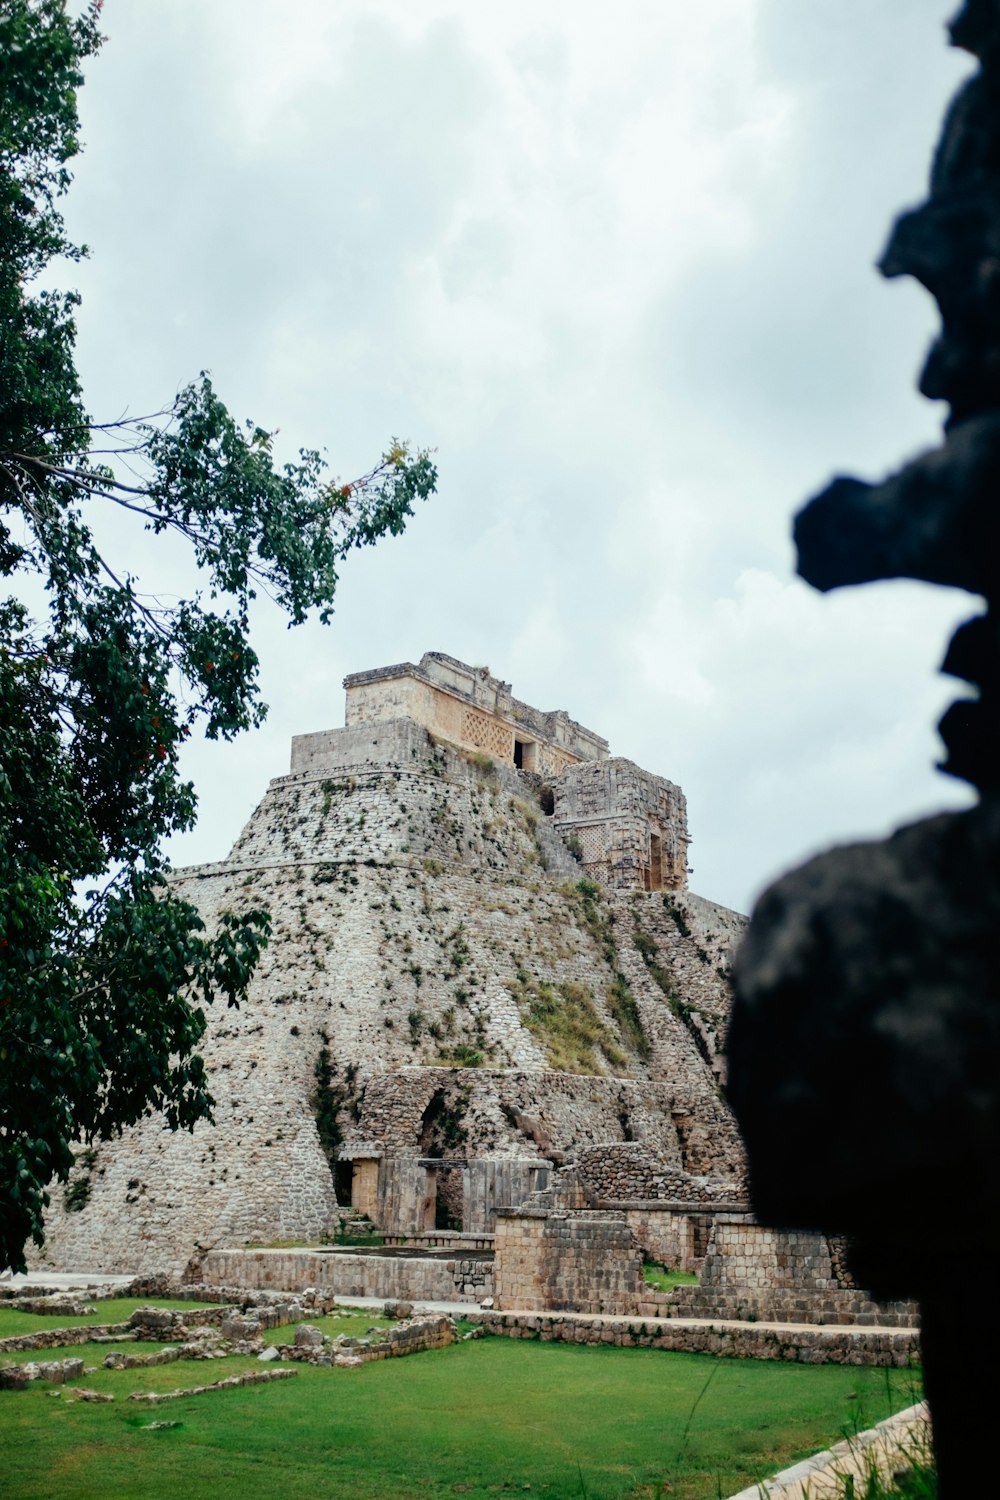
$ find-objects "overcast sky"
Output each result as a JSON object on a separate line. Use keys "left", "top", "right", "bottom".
{"left": 63, "top": 0, "right": 977, "bottom": 915}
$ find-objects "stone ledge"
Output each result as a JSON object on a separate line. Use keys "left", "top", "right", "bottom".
{"left": 199, "top": 1248, "right": 493, "bottom": 1304}
{"left": 478, "top": 1311, "right": 920, "bottom": 1366}
{"left": 722, "top": 1402, "right": 930, "bottom": 1499}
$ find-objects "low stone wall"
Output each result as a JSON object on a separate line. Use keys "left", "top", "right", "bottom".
{"left": 0, "top": 1357, "right": 85, "bottom": 1389}
{"left": 494, "top": 1210, "right": 662, "bottom": 1315}
{"left": 129, "top": 1369, "right": 297, "bottom": 1403}
{"left": 480, "top": 1312, "right": 920, "bottom": 1367}
{"left": 675, "top": 1218, "right": 919, "bottom": 1328}
{"left": 1, "top": 1297, "right": 97, "bottom": 1317}
{"left": 122, "top": 1274, "right": 322, "bottom": 1307}
{"left": 277, "top": 1314, "right": 455, "bottom": 1367}
{"left": 199, "top": 1248, "right": 493, "bottom": 1303}
{"left": 0, "top": 1322, "right": 132, "bottom": 1353}
{"left": 669, "top": 1284, "right": 918, "bottom": 1328}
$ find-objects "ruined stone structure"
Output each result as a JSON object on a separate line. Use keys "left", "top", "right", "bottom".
{"left": 198, "top": 1247, "right": 495, "bottom": 1305}
{"left": 668, "top": 1220, "right": 918, "bottom": 1328}
{"left": 32, "top": 653, "right": 740, "bottom": 1276}
{"left": 554, "top": 759, "right": 689, "bottom": 892}
{"left": 337, "top": 651, "right": 609, "bottom": 774}
{"left": 493, "top": 1209, "right": 650, "bottom": 1316}
{"left": 294, "top": 652, "right": 690, "bottom": 893}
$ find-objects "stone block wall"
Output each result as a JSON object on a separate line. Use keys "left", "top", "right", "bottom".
{"left": 341, "top": 653, "right": 608, "bottom": 773}
{"left": 199, "top": 1248, "right": 494, "bottom": 1303}
{"left": 554, "top": 759, "right": 689, "bottom": 891}
{"left": 289, "top": 717, "right": 431, "bottom": 776}
{"left": 517, "top": 1148, "right": 744, "bottom": 1273}
{"left": 669, "top": 1219, "right": 919, "bottom": 1327}
{"left": 493, "top": 1210, "right": 649, "bottom": 1315}
{"left": 701, "top": 1217, "right": 838, "bottom": 1291}
{"left": 571, "top": 1142, "right": 666, "bottom": 1199}
{"left": 619, "top": 1206, "right": 723, "bottom": 1272}
{"left": 571, "top": 1142, "right": 745, "bottom": 1205}
{"left": 478, "top": 1312, "right": 920, "bottom": 1367}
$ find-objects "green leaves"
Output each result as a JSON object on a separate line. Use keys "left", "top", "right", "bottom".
{"left": 0, "top": 1, "right": 436, "bottom": 1272}
{"left": 142, "top": 375, "right": 437, "bottom": 628}
{"left": 0, "top": 858, "right": 272, "bottom": 1270}
{"left": 0, "top": 1, "right": 100, "bottom": 487}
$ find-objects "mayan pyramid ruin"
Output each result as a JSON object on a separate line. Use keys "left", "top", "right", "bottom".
{"left": 34, "top": 652, "right": 747, "bottom": 1274}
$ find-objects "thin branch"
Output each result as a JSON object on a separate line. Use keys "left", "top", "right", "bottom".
{"left": 48, "top": 406, "right": 177, "bottom": 435}
{"left": 94, "top": 554, "right": 175, "bottom": 643}
{"left": 10, "top": 452, "right": 157, "bottom": 498}
{"left": 79, "top": 443, "right": 156, "bottom": 458}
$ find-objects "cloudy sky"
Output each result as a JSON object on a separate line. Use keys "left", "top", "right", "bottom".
{"left": 63, "top": 0, "right": 976, "bottom": 915}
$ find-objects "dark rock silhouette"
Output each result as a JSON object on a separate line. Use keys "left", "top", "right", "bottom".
{"left": 727, "top": 5, "right": 1000, "bottom": 1491}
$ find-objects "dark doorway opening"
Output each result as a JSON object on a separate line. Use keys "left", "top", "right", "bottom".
{"left": 418, "top": 1089, "right": 467, "bottom": 1229}
{"left": 334, "top": 1157, "right": 354, "bottom": 1206}
{"left": 435, "top": 1185, "right": 462, "bottom": 1231}
{"left": 514, "top": 739, "right": 537, "bottom": 771}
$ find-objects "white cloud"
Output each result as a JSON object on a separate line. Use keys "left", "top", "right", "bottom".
{"left": 57, "top": 0, "right": 978, "bottom": 914}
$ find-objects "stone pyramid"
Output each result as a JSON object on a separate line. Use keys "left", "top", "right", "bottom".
{"left": 35, "top": 654, "right": 745, "bottom": 1273}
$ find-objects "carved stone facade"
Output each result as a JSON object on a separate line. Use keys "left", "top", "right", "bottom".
{"left": 337, "top": 651, "right": 608, "bottom": 775}
{"left": 553, "top": 758, "right": 689, "bottom": 892}
{"left": 292, "top": 652, "right": 689, "bottom": 895}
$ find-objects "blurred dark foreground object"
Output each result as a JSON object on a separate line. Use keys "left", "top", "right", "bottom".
{"left": 726, "top": 5, "right": 1000, "bottom": 1494}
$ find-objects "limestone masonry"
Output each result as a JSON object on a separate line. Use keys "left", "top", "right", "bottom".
{"left": 33, "top": 652, "right": 744, "bottom": 1275}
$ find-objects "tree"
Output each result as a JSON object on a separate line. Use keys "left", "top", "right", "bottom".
{"left": 0, "top": 0, "right": 437, "bottom": 1271}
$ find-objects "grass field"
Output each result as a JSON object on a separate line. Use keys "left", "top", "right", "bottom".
{"left": 641, "top": 1263, "right": 699, "bottom": 1294}
{"left": 0, "top": 1300, "right": 923, "bottom": 1500}
{"left": 0, "top": 1299, "right": 377, "bottom": 1343}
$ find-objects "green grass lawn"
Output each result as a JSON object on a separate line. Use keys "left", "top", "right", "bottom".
{"left": 0, "top": 1300, "right": 384, "bottom": 1351}
{"left": 0, "top": 1301, "right": 923, "bottom": 1499}
{"left": 641, "top": 1262, "right": 699, "bottom": 1293}
{"left": 0, "top": 1299, "right": 229, "bottom": 1341}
